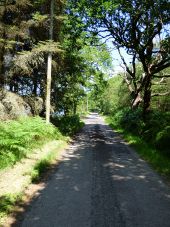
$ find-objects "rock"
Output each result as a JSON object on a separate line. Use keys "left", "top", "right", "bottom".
{"left": 0, "top": 102, "right": 7, "bottom": 120}
{"left": 23, "top": 96, "right": 44, "bottom": 115}
{"left": 0, "top": 88, "right": 32, "bottom": 120}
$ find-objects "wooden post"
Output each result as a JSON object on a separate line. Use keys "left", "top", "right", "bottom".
{"left": 46, "top": 0, "right": 54, "bottom": 124}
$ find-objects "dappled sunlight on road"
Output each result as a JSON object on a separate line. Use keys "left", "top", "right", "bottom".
{"left": 13, "top": 113, "right": 170, "bottom": 227}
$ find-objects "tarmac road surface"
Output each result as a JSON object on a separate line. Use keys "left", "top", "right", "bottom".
{"left": 18, "top": 113, "right": 170, "bottom": 227}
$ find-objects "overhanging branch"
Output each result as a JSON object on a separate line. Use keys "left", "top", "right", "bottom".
{"left": 154, "top": 74, "right": 170, "bottom": 78}
{"left": 152, "top": 92, "right": 170, "bottom": 97}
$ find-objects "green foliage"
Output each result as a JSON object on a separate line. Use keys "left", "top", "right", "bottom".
{"left": 156, "top": 126, "right": 170, "bottom": 156}
{"left": 31, "top": 158, "right": 51, "bottom": 182}
{"left": 117, "top": 108, "right": 144, "bottom": 134}
{"left": 30, "top": 142, "right": 64, "bottom": 182}
{"left": 13, "top": 41, "right": 63, "bottom": 75}
{"left": 88, "top": 75, "right": 130, "bottom": 114}
{"left": 106, "top": 114, "right": 170, "bottom": 177}
{"left": 0, "top": 140, "right": 67, "bottom": 221}
{"left": 107, "top": 108, "right": 170, "bottom": 156}
{"left": 0, "top": 117, "right": 62, "bottom": 170}
{"left": 69, "top": 0, "right": 170, "bottom": 115}
{"left": 80, "top": 44, "right": 113, "bottom": 74}
{"left": 124, "top": 134, "right": 170, "bottom": 176}
{"left": 51, "top": 114, "right": 84, "bottom": 136}
{"left": 0, "top": 193, "right": 22, "bottom": 219}
{"left": 151, "top": 68, "right": 170, "bottom": 111}
{"left": 32, "top": 11, "right": 48, "bottom": 22}
{"left": 102, "top": 76, "right": 130, "bottom": 113}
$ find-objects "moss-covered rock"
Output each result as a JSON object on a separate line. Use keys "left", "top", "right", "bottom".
{"left": 0, "top": 89, "right": 31, "bottom": 120}
{"left": 23, "top": 96, "right": 44, "bottom": 115}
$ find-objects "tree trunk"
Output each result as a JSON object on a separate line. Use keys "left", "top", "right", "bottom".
{"left": 0, "top": 1, "right": 8, "bottom": 88}
{"left": 142, "top": 74, "right": 152, "bottom": 118}
{"left": 132, "top": 92, "right": 142, "bottom": 109}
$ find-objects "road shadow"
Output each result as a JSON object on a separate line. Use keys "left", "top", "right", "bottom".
{"left": 12, "top": 116, "right": 170, "bottom": 227}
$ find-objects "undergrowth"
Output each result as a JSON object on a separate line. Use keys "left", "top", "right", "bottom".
{"left": 51, "top": 114, "right": 84, "bottom": 136}
{"left": 0, "top": 141, "right": 67, "bottom": 223}
{"left": 0, "top": 114, "right": 84, "bottom": 220}
{"left": 106, "top": 109, "right": 170, "bottom": 177}
{"left": 31, "top": 149, "right": 57, "bottom": 182}
{"left": 0, "top": 193, "right": 22, "bottom": 220}
{"left": 0, "top": 117, "right": 63, "bottom": 170}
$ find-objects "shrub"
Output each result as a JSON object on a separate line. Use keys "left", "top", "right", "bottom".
{"left": 142, "top": 111, "right": 170, "bottom": 144}
{"left": 155, "top": 126, "right": 170, "bottom": 156}
{"left": 119, "top": 108, "right": 144, "bottom": 135}
{"left": 107, "top": 110, "right": 170, "bottom": 177}
{"left": 109, "top": 109, "right": 170, "bottom": 149}
{"left": 51, "top": 114, "right": 84, "bottom": 136}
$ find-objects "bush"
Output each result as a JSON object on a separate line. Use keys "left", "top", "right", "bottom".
{"left": 51, "top": 114, "right": 84, "bottom": 136}
{"left": 119, "top": 108, "right": 144, "bottom": 135}
{"left": 0, "top": 117, "right": 62, "bottom": 170}
{"left": 141, "top": 111, "right": 170, "bottom": 144}
{"left": 156, "top": 126, "right": 170, "bottom": 156}
{"left": 107, "top": 110, "right": 170, "bottom": 177}
{"left": 109, "top": 109, "right": 170, "bottom": 147}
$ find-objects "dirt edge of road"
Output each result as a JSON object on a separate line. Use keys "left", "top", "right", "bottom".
{"left": 0, "top": 140, "right": 68, "bottom": 227}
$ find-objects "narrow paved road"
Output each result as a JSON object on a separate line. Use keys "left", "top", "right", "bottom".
{"left": 18, "top": 114, "right": 170, "bottom": 227}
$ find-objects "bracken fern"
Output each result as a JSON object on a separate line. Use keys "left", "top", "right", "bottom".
{"left": 0, "top": 117, "right": 62, "bottom": 170}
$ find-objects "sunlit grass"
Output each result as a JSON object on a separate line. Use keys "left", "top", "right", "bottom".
{"left": 0, "top": 117, "right": 63, "bottom": 170}
{"left": 30, "top": 148, "right": 59, "bottom": 182}
{"left": 0, "top": 141, "right": 67, "bottom": 222}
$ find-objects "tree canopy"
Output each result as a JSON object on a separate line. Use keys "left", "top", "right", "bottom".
{"left": 68, "top": 0, "right": 170, "bottom": 116}
{"left": 0, "top": 0, "right": 169, "bottom": 119}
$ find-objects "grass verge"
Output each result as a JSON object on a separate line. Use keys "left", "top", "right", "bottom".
{"left": 0, "top": 193, "right": 22, "bottom": 221}
{"left": 30, "top": 146, "right": 63, "bottom": 182}
{"left": 0, "top": 114, "right": 85, "bottom": 224}
{"left": 0, "top": 140, "right": 67, "bottom": 224}
{"left": 105, "top": 116, "right": 170, "bottom": 178}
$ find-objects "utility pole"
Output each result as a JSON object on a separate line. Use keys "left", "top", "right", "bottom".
{"left": 46, "top": 0, "right": 54, "bottom": 124}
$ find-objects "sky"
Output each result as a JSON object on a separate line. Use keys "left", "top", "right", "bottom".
{"left": 106, "top": 39, "right": 132, "bottom": 75}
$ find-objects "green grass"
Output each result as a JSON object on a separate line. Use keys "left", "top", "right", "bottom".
{"left": 31, "top": 159, "right": 52, "bottom": 182}
{"left": 0, "top": 114, "right": 84, "bottom": 221}
{"left": 0, "top": 193, "right": 22, "bottom": 220}
{"left": 31, "top": 150, "right": 57, "bottom": 182}
{"left": 30, "top": 140, "right": 67, "bottom": 182}
{"left": 0, "top": 116, "right": 63, "bottom": 170}
{"left": 0, "top": 141, "right": 67, "bottom": 223}
{"left": 106, "top": 116, "right": 170, "bottom": 177}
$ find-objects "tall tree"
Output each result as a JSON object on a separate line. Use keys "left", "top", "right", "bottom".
{"left": 69, "top": 0, "right": 170, "bottom": 116}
